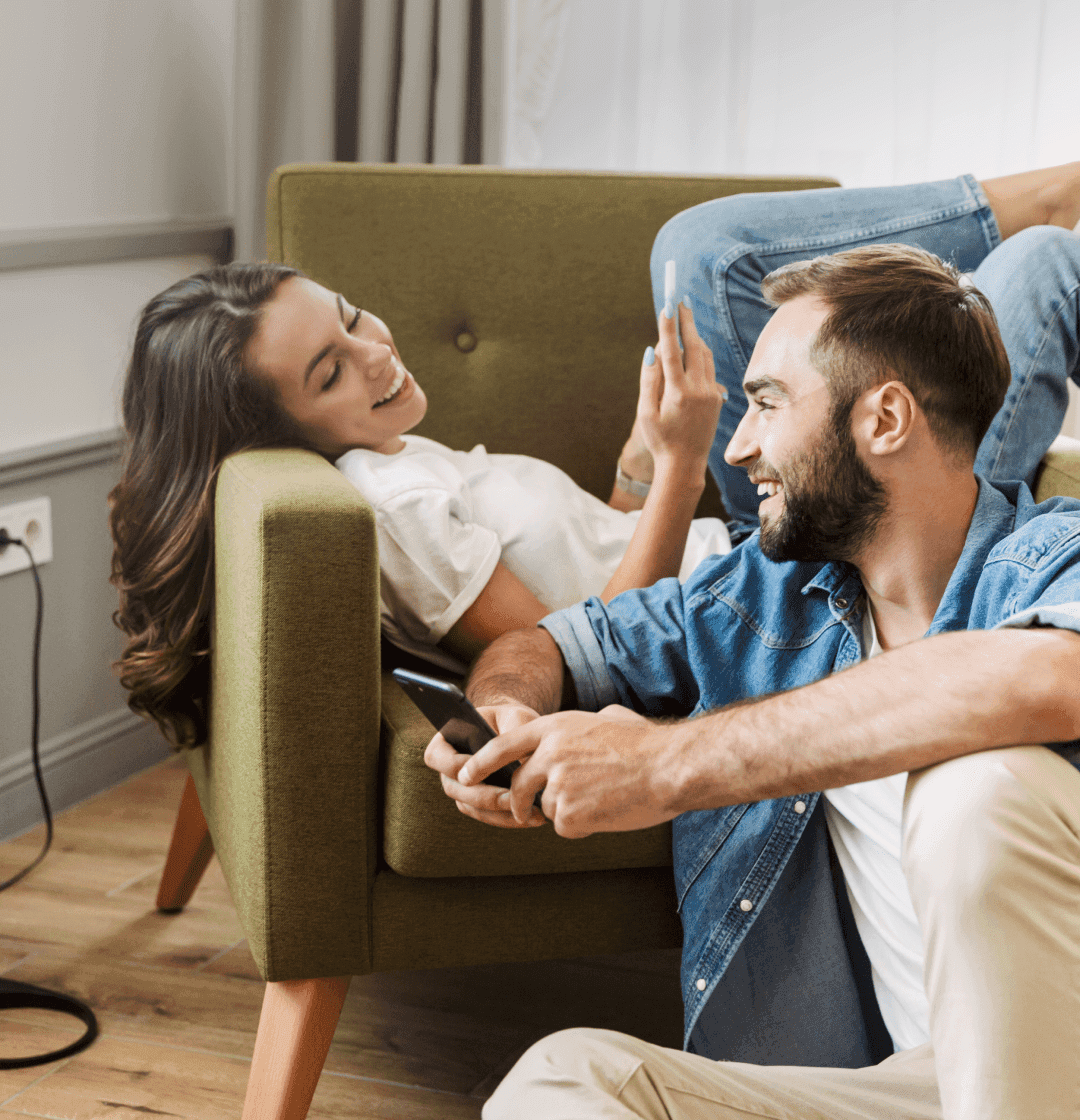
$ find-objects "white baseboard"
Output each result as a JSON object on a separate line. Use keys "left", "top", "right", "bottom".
{"left": 0, "top": 706, "right": 171, "bottom": 842}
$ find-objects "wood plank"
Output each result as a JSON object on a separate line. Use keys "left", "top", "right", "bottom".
{"left": 0, "top": 888, "right": 244, "bottom": 967}
{"left": 309, "top": 1074, "right": 483, "bottom": 1120}
{"left": 0, "top": 948, "right": 32, "bottom": 974}
{"left": 3, "top": 1035, "right": 251, "bottom": 1120}
{"left": 198, "top": 940, "right": 261, "bottom": 981}
{"left": 1, "top": 955, "right": 263, "bottom": 1060}
{"left": 0, "top": 1018, "right": 84, "bottom": 1103}
{"left": 0, "top": 757, "right": 683, "bottom": 1117}
{"left": 3, "top": 1035, "right": 485, "bottom": 1120}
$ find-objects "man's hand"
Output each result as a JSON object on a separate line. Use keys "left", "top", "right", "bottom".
{"left": 423, "top": 703, "right": 547, "bottom": 829}
{"left": 457, "top": 705, "right": 681, "bottom": 839}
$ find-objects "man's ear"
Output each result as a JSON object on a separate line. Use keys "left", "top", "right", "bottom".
{"left": 856, "top": 380, "right": 918, "bottom": 457}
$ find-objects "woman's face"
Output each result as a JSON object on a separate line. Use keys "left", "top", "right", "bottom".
{"left": 246, "top": 276, "right": 427, "bottom": 457}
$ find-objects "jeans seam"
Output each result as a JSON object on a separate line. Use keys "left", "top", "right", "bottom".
{"left": 962, "top": 171, "right": 1003, "bottom": 252}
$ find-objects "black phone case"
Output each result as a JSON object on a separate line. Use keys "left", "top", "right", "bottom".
{"left": 392, "top": 669, "right": 518, "bottom": 789}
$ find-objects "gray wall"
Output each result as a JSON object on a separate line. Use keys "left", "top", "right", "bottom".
{"left": 0, "top": 433, "right": 170, "bottom": 841}
{"left": 0, "top": 1, "right": 235, "bottom": 837}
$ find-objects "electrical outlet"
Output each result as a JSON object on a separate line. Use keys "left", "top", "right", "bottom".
{"left": 0, "top": 498, "right": 53, "bottom": 578}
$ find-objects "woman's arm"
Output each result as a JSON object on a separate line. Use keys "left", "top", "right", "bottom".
{"left": 608, "top": 414, "right": 653, "bottom": 513}
{"left": 601, "top": 300, "right": 724, "bottom": 601}
{"left": 441, "top": 302, "right": 722, "bottom": 660}
{"left": 439, "top": 561, "right": 550, "bottom": 664}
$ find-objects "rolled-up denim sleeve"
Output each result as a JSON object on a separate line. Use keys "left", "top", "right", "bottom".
{"left": 540, "top": 576, "right": 706, "bottom": 717}
{"left": 994, "top": 600, "right": 1080, "bottom": 633}
{"left": 539, "top": 601, "right": 621, "bottom": 712}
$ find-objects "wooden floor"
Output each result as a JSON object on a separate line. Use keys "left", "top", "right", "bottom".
{"left": 0, "top": 757, "right": 684, "bottom": 1118}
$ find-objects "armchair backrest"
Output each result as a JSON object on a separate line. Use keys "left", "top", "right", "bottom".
{"left": 266, "top": 164, "right": 839, "bottom": 502}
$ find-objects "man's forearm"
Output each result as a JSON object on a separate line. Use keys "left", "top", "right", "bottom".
{"left": 465, "top": 627, "right": 570, "bottom": 713}
{"left": 666, "top": 627, "right": 1080, "bottom": 812}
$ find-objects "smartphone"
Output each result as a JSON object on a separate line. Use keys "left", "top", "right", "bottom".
{"left": 391, "top": 667, "right": 518, "bottom": 790}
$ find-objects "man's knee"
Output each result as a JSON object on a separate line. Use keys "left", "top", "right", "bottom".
{"left": 982, "top": 224, "right": 1080, "bottom": 291}
{"left": 902, "top": 746, "right": 1080, "bottom": 905}
{"left": 650, "top": 194, "right": 771, "bottom": 302}
{"left": 483, "top": 1027, "right": 646, "bottom": 1119}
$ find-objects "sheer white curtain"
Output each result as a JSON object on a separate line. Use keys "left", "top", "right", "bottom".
{"left": 505, "top": 0, "right": 1080, "bottom": 186}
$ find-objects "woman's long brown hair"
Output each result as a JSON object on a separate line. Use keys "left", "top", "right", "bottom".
{"left": 110, "top": 263, "right": 314, "bottom": 747}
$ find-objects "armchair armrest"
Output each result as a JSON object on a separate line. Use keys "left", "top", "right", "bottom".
{"left": 187, "top": 448, "right": 380, "bottom": 981}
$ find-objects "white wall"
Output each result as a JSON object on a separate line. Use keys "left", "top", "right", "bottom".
{"left": 0, "top": 0, "right": 235, "bottom": 456}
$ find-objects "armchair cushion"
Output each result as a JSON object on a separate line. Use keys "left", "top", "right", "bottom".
{"left": 380, "top": 676, "right": 672, "bottom": 877}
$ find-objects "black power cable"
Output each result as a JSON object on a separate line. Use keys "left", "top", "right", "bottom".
{"left": 0, "top": 528, "right": 98, "bottom": 1068}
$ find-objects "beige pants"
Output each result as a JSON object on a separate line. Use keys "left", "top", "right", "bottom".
{"left": 484, "top": 746, "right": 1080, "bottom": 1120}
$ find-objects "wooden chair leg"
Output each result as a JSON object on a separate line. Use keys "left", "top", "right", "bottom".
{"left": 156, "top": 773, "right": 215, "bottom": 912}
{"left": 241, "top": 976, "right": 350, "bottom": 1120}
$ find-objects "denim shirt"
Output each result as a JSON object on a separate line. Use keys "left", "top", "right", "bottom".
{"left": 541, "top": 478, "right": 1080, "bottom": 1064}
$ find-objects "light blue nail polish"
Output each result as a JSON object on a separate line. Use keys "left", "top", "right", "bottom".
{"left": 682, "top": 295, "right": 692, "bottom": 311}
{"left": 644, "top": 346, "right": 655, "bottom": 366}
{"left": 721, "top": 385, "right": 730, "bottom": 401}
{"left": 663, "top": 299, "right": 675, "bottom": 319}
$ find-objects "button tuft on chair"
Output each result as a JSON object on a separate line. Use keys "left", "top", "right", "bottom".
{"left": 455, "top": 331, "right": 478, "bottom": 353}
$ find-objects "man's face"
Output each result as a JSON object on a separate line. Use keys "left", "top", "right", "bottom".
{"left": 725, "top": 295, "right": 886, "bottom": 563}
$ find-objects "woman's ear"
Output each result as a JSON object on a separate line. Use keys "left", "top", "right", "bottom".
{"left": 857, "top": 379, "right": 917, "bottom": 458}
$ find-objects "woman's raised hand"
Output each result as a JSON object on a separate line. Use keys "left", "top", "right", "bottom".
{"left": 636, "top": 299, "right": 724, "bottom": 481}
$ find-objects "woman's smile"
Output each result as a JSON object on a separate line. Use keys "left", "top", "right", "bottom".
{"left": 372, "top": 363, "right": 410, "bottom": 408}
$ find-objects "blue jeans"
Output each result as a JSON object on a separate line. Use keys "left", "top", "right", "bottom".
{"left": 651, "top": 176, "right": 1080, "bottom": 540}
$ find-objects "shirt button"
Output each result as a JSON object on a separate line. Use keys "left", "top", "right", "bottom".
{"left": 455, "top": 330, "right": 478, "bottom": 352}
{"left": 835, "top": 597, "right": 848, "bottom": 609}
{"left": 739, "top": 899, "right": 753, "bottom": 912}
{"left": 794, "top": 800, "right": 806, "bottom": 814}
{"left": 695, "top": 978, "right": 707, "bottom": 991}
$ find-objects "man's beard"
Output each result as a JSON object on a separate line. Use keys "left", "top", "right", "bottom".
{"left": 757, "top": 398, "right": 888, "bottom": 564}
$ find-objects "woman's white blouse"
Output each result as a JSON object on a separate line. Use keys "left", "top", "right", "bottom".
{"left": 336, "top": 435, "right": 731, "bottom": 672}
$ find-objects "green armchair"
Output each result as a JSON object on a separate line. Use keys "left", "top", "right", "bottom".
{"left": 153, "top": 164, "right": 1080, "bottom": 1120}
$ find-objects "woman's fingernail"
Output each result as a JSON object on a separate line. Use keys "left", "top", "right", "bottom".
{"left": 721, "top": 385, "right": 730, "bottom": 401}
{"left": 644, "top": 346, "right": 655, "bottom": 366}
{"left": 681, "top": 295, "right": 692, "bottom": 311}
{"left": 663, "top": 298, "right": 675, "bottom": 319}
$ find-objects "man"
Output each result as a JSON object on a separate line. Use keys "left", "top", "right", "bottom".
{"left": 426, "top": 232, "right": 1080, "bottom": 1118}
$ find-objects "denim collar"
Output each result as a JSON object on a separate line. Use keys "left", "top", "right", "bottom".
{"left": 927, "top": 476, "right": 1019, "bottom": 635}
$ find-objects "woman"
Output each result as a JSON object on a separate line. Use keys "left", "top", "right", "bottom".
{"left": 111, "top": 164, "right": 1080, "bottom": 748}
{"left": 110, "top": 265, "right": 726, "bottom": 747}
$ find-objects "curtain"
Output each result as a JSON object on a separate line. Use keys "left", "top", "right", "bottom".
{"left": 505, "top": 0, "right": 1080, "bottom": 187}
{"left": 233, "top": 0, "right": 503, "bottom": 262}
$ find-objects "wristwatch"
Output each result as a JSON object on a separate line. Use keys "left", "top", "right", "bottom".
{"left": 615, "top": 462, "right": 652, "bottom": 498}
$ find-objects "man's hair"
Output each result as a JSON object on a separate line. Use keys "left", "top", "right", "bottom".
{"left": 761, "top": 244, "right": 1011, "bottom": 460}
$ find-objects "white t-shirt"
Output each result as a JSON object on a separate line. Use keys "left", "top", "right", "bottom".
{"left": 336, "top": 435, "right": 731, "bottom": 671}
{"left": 822, "top": 608, "right": 930, "bottom": 1053}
